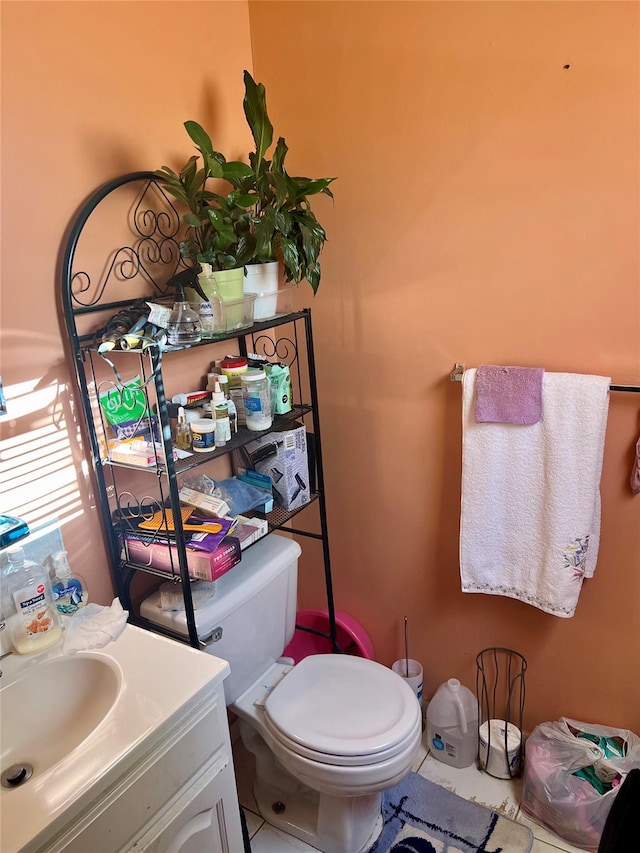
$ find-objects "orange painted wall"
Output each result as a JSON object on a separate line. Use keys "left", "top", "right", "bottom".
{"left": 247, "top": 1, "right": 640, "bottom": 731}
{"left": 1, "top": 1, "right": 254, "bottom": 604}
{"left": 2, "top": 0, "right": 638, "bottom": 734}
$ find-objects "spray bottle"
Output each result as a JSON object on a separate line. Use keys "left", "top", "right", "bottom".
{"left": 51, "top": 550, "right": 88, "bottom": 616}
{"left": 166, "top": 268, "right": 209, "bottom": 346}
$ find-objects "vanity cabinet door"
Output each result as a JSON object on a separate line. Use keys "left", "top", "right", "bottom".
{"left": 39, "top": 689, "right": 243, "bottom": 853}
{"left": 132, "top": 753, "right": 245, "bottom": 853}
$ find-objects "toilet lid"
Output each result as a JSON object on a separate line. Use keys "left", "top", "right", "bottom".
{"left": 264, "top": 654, "right": 418, "bottom": 759}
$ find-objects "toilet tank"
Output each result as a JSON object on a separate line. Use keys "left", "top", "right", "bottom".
{"left": 139, "top": 533, "right": 301, "bottom": 704}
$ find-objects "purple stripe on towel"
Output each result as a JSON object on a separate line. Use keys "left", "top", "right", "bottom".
{"left": 475, "top": 365, "right": 544, "bottom": 425}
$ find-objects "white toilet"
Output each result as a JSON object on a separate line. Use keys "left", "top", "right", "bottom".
{"left": 140, "top": 533, "right": 422, "bottom": 853}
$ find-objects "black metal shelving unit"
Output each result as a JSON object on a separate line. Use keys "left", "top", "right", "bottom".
{"left": 60, "top": 171, "right": 337, "bottom": 652}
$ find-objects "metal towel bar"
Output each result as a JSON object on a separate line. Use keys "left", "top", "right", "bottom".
{"left": 449, "top": 363, "right": 640, "bottom": 393}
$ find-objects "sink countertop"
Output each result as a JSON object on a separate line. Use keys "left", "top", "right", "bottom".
{"left": 0, "top": 624, "right": 229, "bottom": 853}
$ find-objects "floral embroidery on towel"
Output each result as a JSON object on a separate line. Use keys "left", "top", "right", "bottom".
{"left": 563, "top": 536, "right": 590, "bottom": 579}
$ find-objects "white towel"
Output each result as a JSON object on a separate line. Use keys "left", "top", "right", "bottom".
{"left": 460, "top": 369, "right": 610, "bottom": 617}
{"left": 62, "top": 597, "right": 129, "bottom": 653}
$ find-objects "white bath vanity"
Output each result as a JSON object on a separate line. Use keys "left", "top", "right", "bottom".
{"left": 0, "top": 625, "right": 244, "bottom": 853}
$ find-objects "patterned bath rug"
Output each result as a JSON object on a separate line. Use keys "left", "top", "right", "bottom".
{"left": 367, "top": 772, "right": 534, "bottom": 853}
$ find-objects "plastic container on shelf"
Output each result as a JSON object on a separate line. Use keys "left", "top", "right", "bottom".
{"left": 219, "top": 293, "right": 256, "bottom": 332}
{"left": 241, "top": 370, "right": 273, "bottom": 431}
{"left": 190, "top": 419, "right": 216, "bottom": 453}
{"left": 426, "top": 678, "right": 478, "bottom": 768}
{"left": 220, "top": 356, "right": 248, "bottom": 389}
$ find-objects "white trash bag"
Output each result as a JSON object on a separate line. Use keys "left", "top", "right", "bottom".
{"left": 521, "top": 717, "right": 640, "bottom": 851}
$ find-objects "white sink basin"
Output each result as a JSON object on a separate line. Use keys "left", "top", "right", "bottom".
{"left": 1, "top": 654, "right": 122, "bottom": 778}
{"left": 0, "top": 625, "right": 230, "bottom": 853}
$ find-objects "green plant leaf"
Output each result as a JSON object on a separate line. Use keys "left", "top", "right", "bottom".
{"left": 299, "top": 177, "right": 336, "bottom": 197}
{"left": 280, "top": 236, "right": 300, "bottom": 282}
{"left": 179, "top": 155, "right": 198, "bottom": 183}
{"left": 203, "top": 153, "right": 225, "bottom": 180}
{"left": 183, "top": 213, "right": 203, "bottom": 228}
{"left": 272, "top": 172, "right": 289, "bottom": 209}
{"left": 243, "top": 70, "right": 273, "bottom": 167}
{"left": 306, "top": 263, "right": 321, "bottom": 294}
{"left": 223, "top": 160, "right": 254, "bottom": 183}
{"left": 233, "top": 194, "right": 259, "bottom": 209}
{"left": 207, "top": 208, "right": 224, "bottom": 229}
{"left": 272, "top": 137, "right": 288, "bottom": 173}
{"left": 184, "top": 121, "right": 214, "bottom": 157}
{"left": 236, "top": 233, "right": 256, "bottom": 266}
{"left": 254, "top": 209, "right": 277, "bottom": 257}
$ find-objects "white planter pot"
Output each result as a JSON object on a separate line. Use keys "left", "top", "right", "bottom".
{"left": 243, "top": 261, "right": 281, "bottom": 320}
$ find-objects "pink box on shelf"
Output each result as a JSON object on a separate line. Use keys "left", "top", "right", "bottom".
{"left": 122, "top": 534, "right": 241, "bottom": 582}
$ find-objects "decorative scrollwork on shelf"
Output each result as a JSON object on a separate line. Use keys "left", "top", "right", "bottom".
{"left": 70, "top": 177, "right": 187, "bottom": 309}
{"left": 252, "top": 333, "right": 298, "bottom": 368}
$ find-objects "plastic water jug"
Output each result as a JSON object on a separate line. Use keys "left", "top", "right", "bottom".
{"left": 426, "top": 678, "right": 478, "bottom": 768}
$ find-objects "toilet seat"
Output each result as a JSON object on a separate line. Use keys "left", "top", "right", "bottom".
{"left": 263, "top": 655, "right": 420, "bottom": 767}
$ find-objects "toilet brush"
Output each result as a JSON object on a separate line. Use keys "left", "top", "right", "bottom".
{"left": 404, "top": 616, "right": 409, "bottom": 677}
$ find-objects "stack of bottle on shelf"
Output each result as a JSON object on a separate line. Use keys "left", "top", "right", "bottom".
{"left": 170, "top": 354, "right": 291, "bottom": 452}
{"left": 95, "top": 262, "right": 290, "bottom": 357}
{"left": 98, "top": 352, "right": 293, "bottom": 467}
{"left": 114, "top": 350, "right": 312, "bottom": 581}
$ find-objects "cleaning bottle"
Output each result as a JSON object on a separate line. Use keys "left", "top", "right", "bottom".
{"left": 211, "top": 380, "right": 232, "bottom": 443}
{"left": 426, "top": 678, "right": 479, "bottom": 768}
{"left": 2, "top": 546, "right": 62, "bottom": 654}
{"left": 215, "top": 375, "right": 237, "bottom": 433}
{"left": 51, "top": 550, "right": 88, "bottom": 616}
{"left": 166, "top": 268, "right": 209, "bottom": 347}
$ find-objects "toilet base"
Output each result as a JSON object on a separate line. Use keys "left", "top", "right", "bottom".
{"left": 241, "top": 721, "right": 384, "bottom": 853}
{"left": 253, "top": 775, "right": 383, "bottom": 853}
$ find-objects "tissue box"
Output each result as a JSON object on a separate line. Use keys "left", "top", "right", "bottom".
{"left": 122, "top": 534, "right": 241, "bottom": 582}
{"left": 239, "top": 423, "right": 310, "bottom": 510}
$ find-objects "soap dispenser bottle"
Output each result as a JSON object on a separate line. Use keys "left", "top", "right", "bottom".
{"left": 3, "top": 546, "right": 62, "bottom": 654}
{"left": 51, "top": 550, "right": 88, "bottom": 616}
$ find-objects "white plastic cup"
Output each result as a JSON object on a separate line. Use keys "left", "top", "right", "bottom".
{"left": 392, "top": 658, "right": 423, "bottom": 701}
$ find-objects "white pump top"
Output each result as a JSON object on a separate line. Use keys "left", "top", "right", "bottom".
{"left": 52, "top": 550, "right": 72, "bottom": 579}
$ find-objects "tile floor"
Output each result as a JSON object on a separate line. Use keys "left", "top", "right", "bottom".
{"left": 231, "top": 725, "right": 588, "bottom": 853}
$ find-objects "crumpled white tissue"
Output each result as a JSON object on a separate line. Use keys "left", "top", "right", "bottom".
{"left": 63, "top": 597, "right": 129, "bottom": 653}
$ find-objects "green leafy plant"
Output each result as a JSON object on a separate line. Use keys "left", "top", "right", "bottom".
{"left": 156, "top": 123, "right": 256, "bottom": 270}
{"left": 240, "top": 71, "right": 336, "bottom": 293}
{"left": 156, "top": 72, "right": 335, "bottom": 292}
